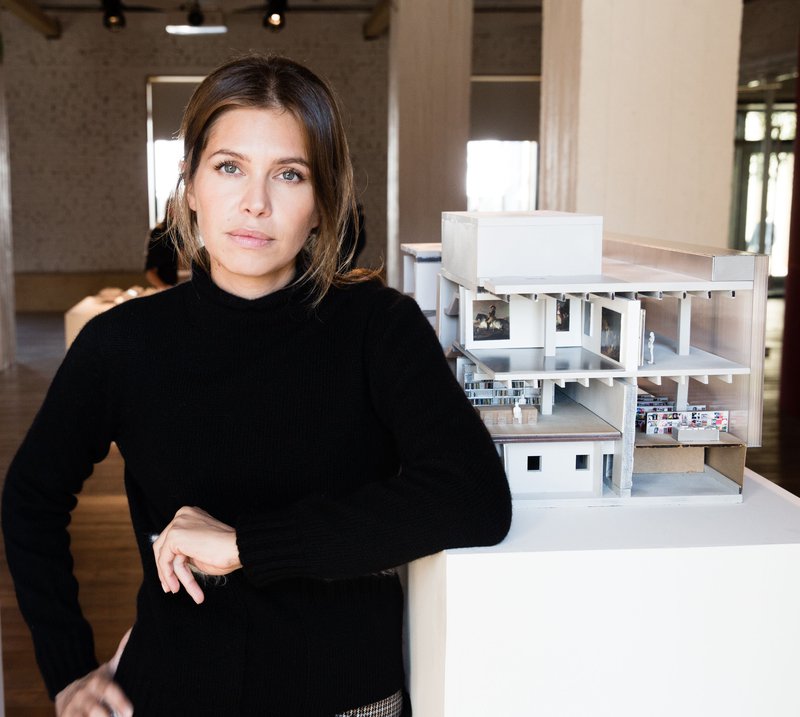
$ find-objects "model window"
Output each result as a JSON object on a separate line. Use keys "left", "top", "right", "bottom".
{"left": 575, "top": 454, "right": 589, "bottom": 470}
{"left": 527, "top": 456, "right": 541, "bottom": 471}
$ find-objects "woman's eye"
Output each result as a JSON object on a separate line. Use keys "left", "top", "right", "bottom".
{"left": 280, "top": 169, "right": 302, "bottom": 182}
{"left": 215, "top": 161, "right": 240, "bottom": 175}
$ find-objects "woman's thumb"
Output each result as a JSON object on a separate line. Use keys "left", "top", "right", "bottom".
{"left": 109, "top": 628, "right": 132, "bottom": 675}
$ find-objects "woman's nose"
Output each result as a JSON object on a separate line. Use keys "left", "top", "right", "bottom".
{"left": 240, "top": 178, "right": 271, "bottom": 216}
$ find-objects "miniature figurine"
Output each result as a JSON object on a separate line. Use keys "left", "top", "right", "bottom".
{"left": 647, "top": 331, "right": 655, "bottom": 365}
{"left": 513, "top": 399, "right": 522, "bottom": 424}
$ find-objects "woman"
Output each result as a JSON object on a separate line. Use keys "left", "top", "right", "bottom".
{"left": 2, "top": 54, "right": 511, "bottom": 716}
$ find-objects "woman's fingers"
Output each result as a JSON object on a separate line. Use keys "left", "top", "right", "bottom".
{"left": 151, "top": 506, "right": 242, "bottom": 601}
{"left": 99, "top": 678, "right": 134, "bottom": 715}
{"left": 153, "top": 528, "right": 205, "bottom": 603}
{"left": 152, "top": 531, "right": 182, "bottom": 594}
{"left": 56, "top": 665, "right": 133, "bottom": 717}
{"left": 173, "top": 554, "right": 205, "bottom": 604}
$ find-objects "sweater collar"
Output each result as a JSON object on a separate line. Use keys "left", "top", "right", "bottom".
{"left": 188, "top": 262, "right": 310, "bottom": 315}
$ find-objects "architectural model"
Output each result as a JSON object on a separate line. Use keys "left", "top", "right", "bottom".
{"left": 403, "top": 211, "right": 768, "bottom": 506}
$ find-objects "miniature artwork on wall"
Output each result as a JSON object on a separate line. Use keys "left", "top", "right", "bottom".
{"left": 473, "top": 299, "right": 510, "bottom": 341}
{"left": 645, "top": 410, "right": 729, "bottom": 435}
{"left": 600, "top": 307, "right": 621, "bottom": 362}
{"left": 556, "top": 298, "right": 570, "bottom": 332}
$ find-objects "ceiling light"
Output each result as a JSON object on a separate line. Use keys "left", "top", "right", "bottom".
{"left": 166, "top": 9, "right": 227, "bottom": 35}
{"left": 263, "top": 0, "right": 287, "bottom": 31}
{"left": 102, "top": 0, "right": 126, "bottom": 31}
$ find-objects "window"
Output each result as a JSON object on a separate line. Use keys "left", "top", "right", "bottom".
{"left": 467, "top": 75, "right": 539, "bottom": 212}
{"left": 730, "top": 104, "right": 796, "bottom": 277}
{"left": 527, "top": 455, "right": 541, "bottom": 471}
{"left": 575, "top": 454, "right": 589, "bottom": 470}
{"left": 467, "top": 140, "right": 538, "bottom": 212}
{"left": 147, "top": 77, "right": 203, "bottom": 226}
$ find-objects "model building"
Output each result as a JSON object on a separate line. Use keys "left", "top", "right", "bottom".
{"left": 402, "top": 211, "right": 768, "bottom": 506}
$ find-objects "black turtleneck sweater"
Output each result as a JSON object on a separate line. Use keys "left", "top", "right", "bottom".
{"left": 2, "top": 268, "right": 512, "bottom": 716}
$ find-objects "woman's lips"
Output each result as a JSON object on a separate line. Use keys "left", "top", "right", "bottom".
{"left": 228, "top": 229, "right": 273, "bottom": 248}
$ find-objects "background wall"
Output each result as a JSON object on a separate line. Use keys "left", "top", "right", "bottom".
{"left": 1, "top": 6, "right": 540, "bottom": 309}
{"left": 1, "top": 0, "right": 795, "bottom": 296}
{"left": 0, "top": 9, "right": 388, "bottom": 274}
{"left": 739, "top": 0, "right": 800, "bottom": 86}
{"left": 471, "top": 9, "right": 542, "bottom": 142}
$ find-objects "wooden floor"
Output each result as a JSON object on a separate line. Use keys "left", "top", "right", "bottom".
{"left": 1, "top": 314, "right": 139, "bottom": 717}
{"left": 1, "top": 304, "right": 800, "bottom": 715}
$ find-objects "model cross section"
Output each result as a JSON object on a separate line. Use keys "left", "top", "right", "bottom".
{"left": 417, "top": 210, "right": 769, "bottom": 507}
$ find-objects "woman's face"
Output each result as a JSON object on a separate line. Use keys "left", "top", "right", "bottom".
{"left": 187, "top": 107, "right": 319, "bottom": 299}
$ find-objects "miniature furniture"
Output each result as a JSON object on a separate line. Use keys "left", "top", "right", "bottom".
{"left": 431, "top": 211, "right": 768, "bottom": 505}
{"left": 407, "top": 469, "right": 800, "bottom": 717}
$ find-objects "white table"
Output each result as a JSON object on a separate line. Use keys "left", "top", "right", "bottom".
{"left": 407, "top": 469, "right": 800, "bottom": 716}
{"left": 64, "top": 295, "right": 115, "bottom": 348}
{"left": 64, "top": 288, "right": 155, "bottom": 349}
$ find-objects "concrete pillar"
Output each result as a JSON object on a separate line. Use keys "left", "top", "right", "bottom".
{"left": 779, "top": 29, "right": 800, "bottom": 417}
{"left": 387, "top": 0, "right": 472, "bottom": 288}
{"left": 0, "top": 60, "right": 16, "bottom": 372}
{"left": 540, "top": 0, "right": 742, "bottom": 248}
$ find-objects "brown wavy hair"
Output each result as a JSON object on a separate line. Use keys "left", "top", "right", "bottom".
{"left": 171, "top": 53, "right": 377, "bottom": 305}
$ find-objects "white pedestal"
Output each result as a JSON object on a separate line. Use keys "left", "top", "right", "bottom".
{"left": 401, "top": 242, "right": 442, "bottom": 314}
{"left": 408, "top": 469, "right": 800, "bottom": 716}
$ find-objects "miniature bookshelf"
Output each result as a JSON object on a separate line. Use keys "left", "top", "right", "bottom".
{"left": 421, "top": 211, "right": 768, "bottom": 506}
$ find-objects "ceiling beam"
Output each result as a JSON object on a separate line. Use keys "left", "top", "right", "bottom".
{"left": 2, "top": 0, "right": 61, "bottom": 38}
{"left": 363, "top": 0, "right": 389, "bottom": 40}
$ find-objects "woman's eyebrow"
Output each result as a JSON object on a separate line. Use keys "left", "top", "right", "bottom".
{"left": 208, "top": 148, "right": 248, "bottom": 161}
{"left": 207, "top": 149, "right": 310, "bottom": 167}
{"left": 277, "top": 157, "right": 311, "bottom": 167}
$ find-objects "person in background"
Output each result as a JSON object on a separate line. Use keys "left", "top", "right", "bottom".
{"left": 2, "top": 54, "right": 511, "bottom": 717}
{"left": 339, "top": 201, "right": 366, "bottom": 271}
{"left": 144, "top": 196, "right": 180, "bottom": 289}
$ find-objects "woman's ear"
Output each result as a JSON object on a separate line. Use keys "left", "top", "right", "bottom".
{"left": 309, "top": 205, "right": 320, "bottom": 236}
{"left": 181, "top": 160, "right": 197, "bottom": 212}
{"left": 186, "top": 183, "right": 197, "bottom": 212}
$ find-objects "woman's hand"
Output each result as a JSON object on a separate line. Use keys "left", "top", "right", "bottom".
{"left": 55, "top": 629, "right": 132, "bottom": 716}
{"left": 153, "top": 506, "right": 242, "bottom": 604}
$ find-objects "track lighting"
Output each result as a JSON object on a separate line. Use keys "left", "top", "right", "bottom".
{"left": 165, "top": 6, "right": 227, "bottom": 35}
{"left": 187, "top": 2, "right": 204, "bottom": 27}
{"left": 101, "top": 0, "right": 125, "bottom": 31}
{"left": 263, "top": 0, "right": 287, "bottom": 31}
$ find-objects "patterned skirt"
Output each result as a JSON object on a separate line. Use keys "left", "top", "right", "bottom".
{"left": 335, "top": 689, "right": 405, "bottom": 717}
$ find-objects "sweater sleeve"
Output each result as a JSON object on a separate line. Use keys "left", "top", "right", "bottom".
{"left": 235, "top": 289, "right": 512, "bottom": 586}
{"left": 1, "top": 319, "right": 114, "bottom": 699}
